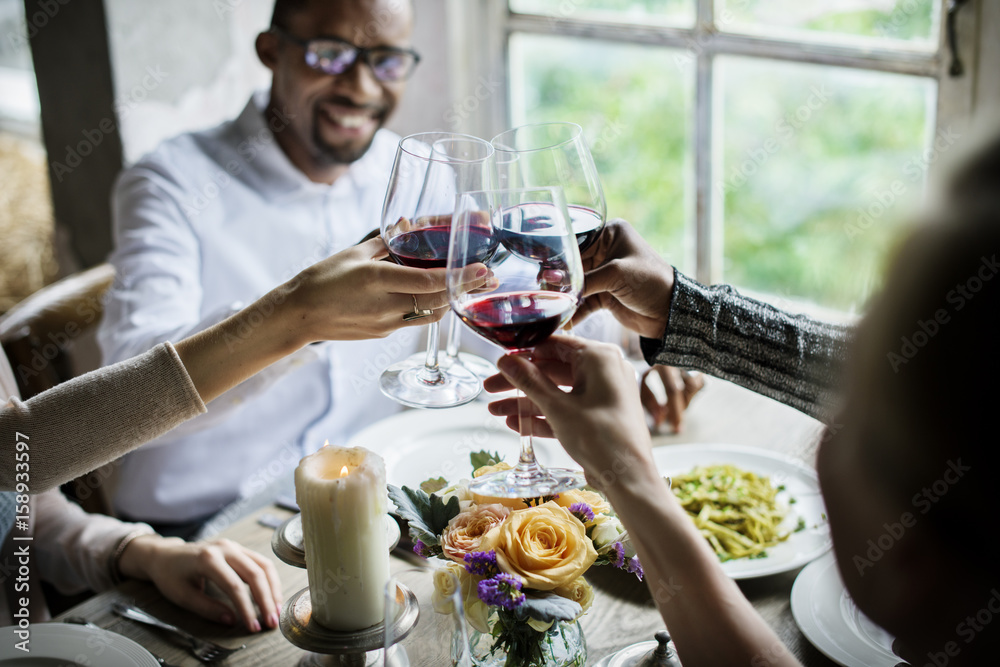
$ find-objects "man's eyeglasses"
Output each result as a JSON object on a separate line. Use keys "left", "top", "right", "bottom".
{"left": 272, "top": 27, "right": 421, "bottom": 83}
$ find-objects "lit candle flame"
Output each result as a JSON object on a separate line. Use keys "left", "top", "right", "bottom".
{"left": 340, "top": 465, "right": 349, "bottom": 478}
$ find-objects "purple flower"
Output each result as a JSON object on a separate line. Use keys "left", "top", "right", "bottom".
{"left": 626, "top": 555, "right": 644, "bottom": 581}
{"left": 478, "top": 573, "right": 525, "bottom": 610}
{"left": 611, "top": 542, "right": 625, "bottom": 568}
{"left": 568, "top": 502, "right": 594, "bottom": 524}
{"left": 413, "top": 540, "right": 431, "bottom": 558}
{"left": 464, "top": 550, "right": 499, "bottom": 577}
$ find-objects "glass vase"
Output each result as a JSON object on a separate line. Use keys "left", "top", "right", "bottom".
{"left": 468, "top": 612, "right": 586, "bottom": 667}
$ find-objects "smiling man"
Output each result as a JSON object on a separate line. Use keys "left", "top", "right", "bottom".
{"left": 96, "top": 0, "right": 427, "bottom": 536}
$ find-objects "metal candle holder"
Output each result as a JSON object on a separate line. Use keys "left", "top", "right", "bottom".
{"left": 272, "top": 514, "right": 417, "bottom": 667}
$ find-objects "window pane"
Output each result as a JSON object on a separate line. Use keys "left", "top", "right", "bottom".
{"left": 510, "top": 0, "right": 695, "bottom": 28}
{"left": 718, "top": 57, "right": 935, "bottom": 311}
{"left": 509, "top": 33, "right": 695, "bottom": 272}
{"left": 717, "top": 0, "right": 940, "bottom": 49}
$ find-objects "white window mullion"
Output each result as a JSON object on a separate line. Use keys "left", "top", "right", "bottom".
{"left": 695, "top": 0, "right": 716, "bottom": 284}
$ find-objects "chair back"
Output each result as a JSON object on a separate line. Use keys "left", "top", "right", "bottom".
{"left": 0, "top": 263, "right": 115, "bottom": 398}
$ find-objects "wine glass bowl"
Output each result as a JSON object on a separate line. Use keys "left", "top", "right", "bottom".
{"left": 379, "top": 132, "right": 494, "bottom": 409}
{"left": 448, "top": 187, "right": 587, "bottom": 498}
{"left": 491, "top": 122, "right": 606, "bottom": 253}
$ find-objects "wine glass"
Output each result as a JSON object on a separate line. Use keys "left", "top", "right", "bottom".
{"left": 382, "top": 567, "right": 472, "bottom": 666}
{"left": 447, "top": 187, "right": 587, "bottom": 498}
{"left": 379, "top": 132, "right": 494, "bottom": 409}
{"left": 491, "top": 122, "right": 607, "bottom": 253}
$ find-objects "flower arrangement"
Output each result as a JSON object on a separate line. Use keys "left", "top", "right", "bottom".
{"left": 389, "top": 451, "right": 643, "bottom": 666}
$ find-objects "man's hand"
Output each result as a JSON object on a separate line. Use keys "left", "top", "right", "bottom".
{"left": 573, "top": 219, "right": 675, "bottom": 340}
{"left": 640, "top": 366, "right": 705, "bottom": 433}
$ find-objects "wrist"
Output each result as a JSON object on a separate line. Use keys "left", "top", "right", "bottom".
{"left": 114, "top": 532, "right": 161, "bottom": 582}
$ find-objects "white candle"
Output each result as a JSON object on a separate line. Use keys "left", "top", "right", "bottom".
{"left": 294, "top": 445, "right": 389, "bottom": 631}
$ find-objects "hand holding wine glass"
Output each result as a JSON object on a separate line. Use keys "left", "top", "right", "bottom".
{"left": 379, "top": 132, "right": 494, "bottom": 409}
{"left": 447, "top": 187, "right": 587, "bottom": 498}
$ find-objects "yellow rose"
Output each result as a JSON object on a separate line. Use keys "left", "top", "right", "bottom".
{"left": 554, "top": 489, "right": 611, "bottom": 518}
{"left": 478, "top": 501, "right": 597, "bottom": 591}
{"left": 471, "top": 463, "right": 528, "bottom": 510}
{"left": 554, "top": 577, "right": 595, "bottom": 616}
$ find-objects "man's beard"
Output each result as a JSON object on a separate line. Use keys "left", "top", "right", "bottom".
{"left": 311, "top": 113, "right": 382, "bottom": 166}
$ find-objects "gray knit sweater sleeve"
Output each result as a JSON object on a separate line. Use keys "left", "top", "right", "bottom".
{"left": 640, "top": 270, "right": 851, "bottom": 423}
{"left": 1, "top": 342, "right": 206, "bottom": 492}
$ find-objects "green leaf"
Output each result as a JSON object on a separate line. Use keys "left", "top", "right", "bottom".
{"left": 387, "top": 485, "right": 461, "bottom": 546}
{"left": 470, "top": 449, "right": 504, "bottom": 473}
{"left": 420, "top": 477, "right": 448, "bottom": 494}
{"left": 514, "top": 592, "right": 582, "bottom": 624}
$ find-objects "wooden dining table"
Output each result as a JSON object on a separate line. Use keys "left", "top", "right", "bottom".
{"left": 53, "top": 376, "right": 840, "bottom": 666}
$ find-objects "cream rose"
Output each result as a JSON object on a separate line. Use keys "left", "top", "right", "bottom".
{"left": 478, "top": 501, "right": 597, "bottom": 591}
{"left": 589, "top": 514, "right": 626, "bottom": 550}
{"left": 441, "top": 503, "right": 510, "bottom": 564}
{"left": 554, "top": 577, "right": 595, "bottom": 616}
{"left": 554, "top": 489, "right": 611, "bottom": 518}
{"left": 431, "top": 563, "right": 491, "bottom": 633}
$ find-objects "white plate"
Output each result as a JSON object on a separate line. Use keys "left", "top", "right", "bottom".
{"left": 791, "top": 552, "right": 898, "bottom": 666}
{"left": 651, "top": 443, "right": 831, "bottom": 579}
{"left": 347, "top": 403, "right": 578, "bottom": 490}
{"left": 0, "top": 623, "right": 159, "bottom": 666}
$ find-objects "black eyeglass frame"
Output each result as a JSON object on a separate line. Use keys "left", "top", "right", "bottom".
{"left": 270, "top": 27, "right": 421, "bottom": 82}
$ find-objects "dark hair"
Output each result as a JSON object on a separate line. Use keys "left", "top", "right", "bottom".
{"left": 270, "top": 0, "right": 309, "bottom": 30}
{"left": 849, "top": 129, "right": 1000, "bottom": 574}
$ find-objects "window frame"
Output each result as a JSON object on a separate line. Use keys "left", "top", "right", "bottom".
{"left": 448, "top": 0, "right": 984, "bottom": 286}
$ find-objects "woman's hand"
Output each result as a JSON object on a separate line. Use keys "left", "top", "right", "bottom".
{"left": 118, "top": 536, "right": 283, "bottom": 633}
{"left": 485, "top": 335, "right": 656, "bottom": 490}
{"left": 640, "top": 366, "right": 705, "bottom": 433}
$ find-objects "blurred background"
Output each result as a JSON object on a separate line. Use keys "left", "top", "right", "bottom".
{"left": 1, "top": 0, "right": 998, "bottom": 318}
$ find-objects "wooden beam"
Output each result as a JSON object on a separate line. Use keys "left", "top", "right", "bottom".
{"left": 25, "top": 0, "right": 122, "bottom": 268}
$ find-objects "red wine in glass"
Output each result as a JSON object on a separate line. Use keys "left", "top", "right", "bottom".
{"left": 459, "top": 291, "right": 578, "bottom": 351}
{"left": 388, "top": 221, "right": 498, "bottom": 269}
{"left": 568, "top": 205, "right": 604, "bottom": 252}
{"left": 496, "top": 202, "right": 569, "bottom": 264}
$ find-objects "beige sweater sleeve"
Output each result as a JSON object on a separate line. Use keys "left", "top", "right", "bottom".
{"left": 1, "top": 342, "right": 206, "bottom": 492}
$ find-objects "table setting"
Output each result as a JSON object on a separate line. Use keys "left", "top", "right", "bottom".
{"left": 25, "top": 126, "right": 878, "bottom": 667}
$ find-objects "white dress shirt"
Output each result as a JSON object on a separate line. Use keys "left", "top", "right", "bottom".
{"left": 98, "top": 91, "right": 424, "bottom": 523}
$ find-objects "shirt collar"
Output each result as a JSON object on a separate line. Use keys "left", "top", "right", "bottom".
{"left": 232, "top": 90, "right": 399, "bottom": 202}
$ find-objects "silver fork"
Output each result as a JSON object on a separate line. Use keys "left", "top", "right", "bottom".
{"left": 112, "top": 602, "right": 246, "bottom": 663}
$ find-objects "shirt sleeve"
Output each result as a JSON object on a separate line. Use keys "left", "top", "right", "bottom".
{"left": 640, "top": 269, "right": 852, "bottom": 423}
{"left": 0, "top": 343, "right": 206, "bottom": 493}
{"left": 32, "top": 488, "right": 155, "bottom": 594}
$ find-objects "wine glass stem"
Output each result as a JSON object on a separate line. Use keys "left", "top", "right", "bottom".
{"left": 445, "top": 311, "right": 461, "bottom": 359}
{"left": 417, "top": 320, "right": 445, "bottom": 386}
{"left": 514, "top": 351, "right": 544, "bottom": 480}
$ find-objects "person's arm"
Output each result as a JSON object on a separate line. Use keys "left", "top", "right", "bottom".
{"left": 2, "top": 237, "right": 471, "bottom": 493}
{"left": 574, "top": 219, "right": 850, "bottom": 423}
{"left": 486, "top": 337, "right": 801, "bottom": 667}
{"left": 31, "top": 489, "right": 281, "bottom": 632}
{"left": 645, "top": 269, "right": 851, "bottom": 422}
